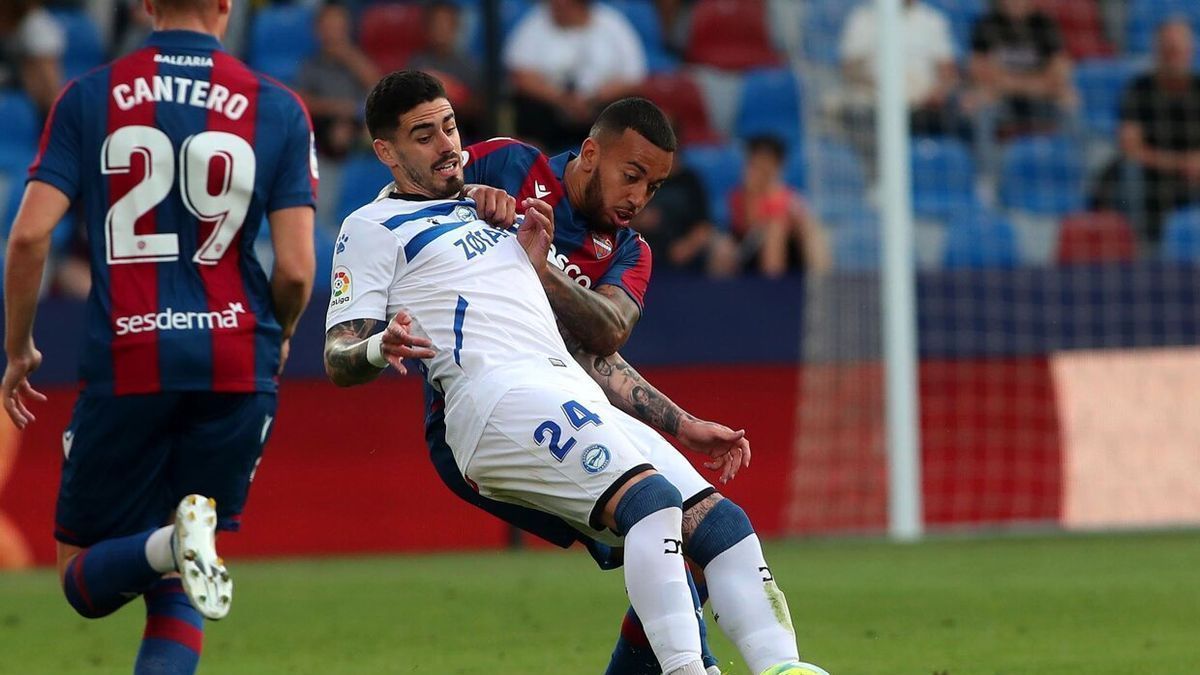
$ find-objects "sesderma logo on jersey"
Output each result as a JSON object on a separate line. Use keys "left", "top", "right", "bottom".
{"left": 114, "top": 303, "right": 247, "bottom": 336}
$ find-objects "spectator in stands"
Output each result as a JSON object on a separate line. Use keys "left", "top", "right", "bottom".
{"left": 631, "top": 159, "right": 725, "bottom": 276}
{"left": 839, "top": 0, "right": 964, "bottom": 145}
{"left": 1092, "top": 19, "right": 1200, "bottom": 243}
{"left": 967, "top": 0, "right": 1077, "bottom": 169}
{"left": 295, "top": 3, "right": 380, "bottom": 160}
{"left": 409, "top": 0, "right": 482, "bottom": 142}
{"left": 0, "top": 0, "right": 65, "bottom": 116}
{"left": 504, "top": 0, "right": 647, "bottom": 151}
{"left": 722, "top": 136, "right": 831, "bottom": 278}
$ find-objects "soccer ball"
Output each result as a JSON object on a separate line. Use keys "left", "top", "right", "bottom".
{"left": 759, "top": 662, "right": 832, "bottom": 675}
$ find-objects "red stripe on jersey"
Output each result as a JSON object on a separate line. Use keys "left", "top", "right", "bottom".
{"left": 515, "top": 152, "right": 564, "bottom": 209}
{"left": 262, "top": 74, "right": 318, "bottom": 201}
{"left": 108, "top": 48, "right": 162, "bottom": 395}
{"left": 203, "top": 51, "right": 260, "bottom": 391}
{"left": 28, "top": 81, "right": 77, "bottom": 176}
{"left": 465, "top": 137, "right": 522, "bottom": 165}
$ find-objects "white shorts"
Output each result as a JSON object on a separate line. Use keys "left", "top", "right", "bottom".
{"left": 460, "top": 383, "right": 714, "bottom": 546}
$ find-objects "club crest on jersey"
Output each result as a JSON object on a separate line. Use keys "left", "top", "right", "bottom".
{"left": 581, "top": 444, "right": 611, "bottom": 474}
{"left": 592, "top": 233, "right": 614, "bottom": 260}
{"left": 331, "top": 266, "right": 352, "bottom": 306}
{"left": 455, "top": 205, "right": 476, "bottom": 222}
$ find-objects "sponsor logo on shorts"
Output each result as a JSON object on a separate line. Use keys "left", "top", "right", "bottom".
{"left": 581, "top": 443, "right": 610, "bottom": 474}
{"left": 331, "top": 266, "right": 352, "bottom": 306}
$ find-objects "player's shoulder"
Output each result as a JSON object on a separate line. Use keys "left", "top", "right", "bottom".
{"left": 464, "top": 137, "right": 544, "bottom": 169}
{"left": 344, "top": 194, "right": 469, "bottom": 233}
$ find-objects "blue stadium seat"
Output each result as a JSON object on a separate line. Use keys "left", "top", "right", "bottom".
{"left": 248, "top": 5, "right": 317, "bottom": 83}
{"left": 829, "top": 206, "right": 880, "bottom": 272}
{"left": 605, "top": 0, "right": 678, "bottom": 73}
{"left": 1075, "top": 58, "right": 1141, "bottom": 138}
{"left": 801, "top": 0, "right": 856, "bottom": 66}
{"left": 50, "top": 9, "right": 105, "bottom": 80}
{"left": 734, "top": 67, "right": 803, "bottom": 150}
{"left": 680, "top": 143, "right": 744, "bottom": 229}
{"left": 810, "top": 138, "right": 867, "bottom": 202}
{"left": 923, "top": 0, "right": 986, "bottom": 58}
{"left": 999, "top": 135, "right": 1085, "bottom": 217}
{"left": 942, "top": 208, "right": 1019, "bottom": 269}
{"left": 1126, "top": 0, "right": 1200, "bottom": 55}
{"left": 911, "top": 136, "right": 978, "bottom": 221}
{"left": 1161, "top": 207, "right": 1200, "bottom": 262}
{"left": 0, "top": 92, "right": 39, "bottom": 174}
{"left": 784, "top": 145, "right": 807, "bottom": 192}
{"left": 335, "top": 154, "right": 396, "bottom": 223}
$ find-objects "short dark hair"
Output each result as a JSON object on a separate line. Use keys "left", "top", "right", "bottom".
{"left": 745, "top": 134, "right": 786, "bottom": 162}
{"left": 148, "top": 0, "right": 210, "bottom": 14}
{"left": 365, "top": 70, "right": 448, "bottom": 139}
{"left": 589, "top": 97, "right": 678, "bottom": 152}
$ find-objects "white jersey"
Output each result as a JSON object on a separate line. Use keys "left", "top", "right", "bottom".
{"left": 325, "top": 193, "right": 604, "bottom": 458}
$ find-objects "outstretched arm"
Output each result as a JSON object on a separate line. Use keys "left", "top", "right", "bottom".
{"left": 324, "top": 312, "right": 436, "bottom": 387}
{"left": 562, "top": 329, "right": 750, "bottom": 483}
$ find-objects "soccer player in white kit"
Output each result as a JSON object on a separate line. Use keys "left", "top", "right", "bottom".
{"left": 323, "top": 71, "right": 824, "bottom": 675}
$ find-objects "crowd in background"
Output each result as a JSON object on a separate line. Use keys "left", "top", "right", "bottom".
{"left": 2, "top": 0, "right": 1200, "bottom": 299}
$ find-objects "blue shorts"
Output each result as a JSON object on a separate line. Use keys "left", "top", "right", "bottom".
{"left": 55, "top": 391, "right": 277, "bottom": 548}
{"left": 424, "top": 387, "right": 621, "bottom": 569}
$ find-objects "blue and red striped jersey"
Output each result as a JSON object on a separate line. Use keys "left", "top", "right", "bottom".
{"left": 463, "top": 138, "right": 652, "bottom": 309}
{"left": 29, "top": 31, "right": 318, "bottom": 395}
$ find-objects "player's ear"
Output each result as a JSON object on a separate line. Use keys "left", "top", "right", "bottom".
{"left": 373, "top": 138, "right": 397, "bottom": 169}
{"left": 579, "top": 136, "right": 600, "bottom": 172}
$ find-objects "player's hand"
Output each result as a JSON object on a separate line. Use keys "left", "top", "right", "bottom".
{"left": 465, "top": 185, "right": 517, "bottom": 229}
{"left": 381, "top": 310, "right": 436, "bottom": 374}
{"left": 518, "top": 197, "right": 555, "bottom": 271}
{"left": 1, "top": 346, "right": 47, "bottom": 429}
{"left": 677, "top": 417, "right": 751, "bottom": 484}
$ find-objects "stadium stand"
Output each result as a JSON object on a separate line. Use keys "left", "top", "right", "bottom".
{"left": 685, "top": 0, "right": 781, "bottom": 70}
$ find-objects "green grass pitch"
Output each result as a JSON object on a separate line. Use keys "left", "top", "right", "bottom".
{"left": 1, "top": 532, "right": 1197, "bottom": 674}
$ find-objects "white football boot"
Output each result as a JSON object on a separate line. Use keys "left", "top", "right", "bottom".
{"left": 173, "top": 494, "right": 232, "bottom": 620}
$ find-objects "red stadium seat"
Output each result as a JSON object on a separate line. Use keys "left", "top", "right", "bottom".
{"left": 684, "top": 0, "right": 781, "bottom": 70}
{"left": 359, "top": 3, "right": 426, "bottom": 73}
{"left": 1035, "top": 0, "right": 1114, "bottom": 59}
{"left": 1056, "top": 211, "right": 1136, "bottom": 264}
{"left": 638, "top": 72, "right": 721, "bottom": 146}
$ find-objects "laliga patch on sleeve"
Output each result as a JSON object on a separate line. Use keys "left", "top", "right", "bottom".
{"left": 330, "top": 266, "right": 352, "bottom": 307}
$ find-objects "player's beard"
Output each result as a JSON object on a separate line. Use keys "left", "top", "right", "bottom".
{"left": 581, "top": 168, "right": 613, "bottom": 232}
{"left": 401, "top": 153, "right": 464, "bottom": 200}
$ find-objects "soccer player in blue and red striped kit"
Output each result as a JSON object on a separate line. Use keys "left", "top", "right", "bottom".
{"left": 1, "top": 1, "right": 316, "bottom": 673}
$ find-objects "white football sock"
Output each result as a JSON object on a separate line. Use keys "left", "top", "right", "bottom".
{"left": 145, "top": 525, "right": 176, "bottom": 573}
{"left": 667, "top": 661, "right": 709, "bottom": 675}
{"left": 704, "top": 534, "right": 800, "bottom": 674}
{"left": 624, "top": 506, "right": 703, "bottom": 674}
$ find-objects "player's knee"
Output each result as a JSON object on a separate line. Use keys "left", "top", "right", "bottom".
{"left": 612, "top": 473, "right": 683, "bottom": 536}
{"left": 686, "top": 497, "right": 755, "bottom": 569}
{"left": 61, "top": 580, "right": 113, "bottom": 619}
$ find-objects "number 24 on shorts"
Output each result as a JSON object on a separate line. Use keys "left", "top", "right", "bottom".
{"left": 534, "top": 400, "right": 603, "bottom": 462}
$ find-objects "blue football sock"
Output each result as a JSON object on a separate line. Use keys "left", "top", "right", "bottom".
{"left": 62, "top": 529, "right": 164, "bottom": 618}
{"left": 604, "top": 568, "right": 718, "bottom": 674}
{"left": 135, "top": 578, "right": 204, "bottom": 675}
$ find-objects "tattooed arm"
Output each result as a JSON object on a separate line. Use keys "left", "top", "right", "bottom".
{"left": 561, "top": 329, "right": 751, "bottom": 482}
{"left": 324, "top": 311, "right": 438, "bottom": 387}
{"left": 540, "top": 269, "right": 640, "bottom": 356}
{"left": 324, "top": 318, "right": 386, "bottom": 387}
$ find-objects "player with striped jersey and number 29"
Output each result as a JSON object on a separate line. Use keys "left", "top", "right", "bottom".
{"left": 324, "top": 70, "right": 824, "bottom": 675}
{"left": 1, "top": 0, "right": 316, "bottom": 672}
